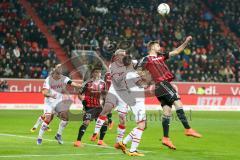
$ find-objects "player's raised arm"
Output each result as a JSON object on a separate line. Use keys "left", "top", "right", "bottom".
{"left": 169, "top": 36, "right": 192, "bottom": 57}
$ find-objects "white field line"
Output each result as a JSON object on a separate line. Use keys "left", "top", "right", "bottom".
{"left": 0, "top": 133, "right": 153, "bottom": 153}
{"left": 0, "top": 152, "right": 121, "bottom": 158}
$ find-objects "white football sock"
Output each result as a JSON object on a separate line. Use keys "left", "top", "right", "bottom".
{"left": 57, "top": 120, "right": 68, "bottom": 135}
{"left": 130, "top": 128, "right": 143, "bottom": 152}
{"left": 38, "top": 122, "right": 48, "bottom": 139}
{"left": 94, "top": 116, "right": 107, "bottom": 134}
{"left": 123, "top": 130, "right": 135, "bottom": 144}
{"left": 33, "top": 116, "right": 44, "bottom": 129}
{"left": 116, "top": 124, "right": 126, "bottom": 143}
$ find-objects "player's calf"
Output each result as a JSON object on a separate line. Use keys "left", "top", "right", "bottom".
{"left": 36, "top": 114, "right": 52, "bottom": 144}
{"left": 91, "top": 102, "right": 113, "bottom": 136}
{"left": 74, "top": 121, "right": 90, "bottom": 147}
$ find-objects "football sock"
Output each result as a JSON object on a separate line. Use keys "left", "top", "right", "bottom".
{"left": 116, "top": 124, "right": 126, "bottom": 142}
{"left": 77, "top": 124, "right": 88, "bottom": 141}
{"left": 94, "top": 115, "right": 107, "bottom": 134}
{"left": 107, "top": 113, "right": 112, "bottom": 124}
{"left": 38, "top": 121, "right": 48, "bottom": 139}
{"left": 99, "top": 124, "right": 108, "bottom": 140}
{"left": 130, "top": 128, "right": 144, "bottom": 152}
{"left": 123, "top": 129, "right": 135, "bottom": 144}
{"left": 57, "top": 120, "right": 68, "bottom": 135}
{"left": 176, "top": 109, "right": 191, "bottom": 129}
{"left": 33, "top": 116, "right": 44, "bottom": 128}
{"left": 162, "top": 115, "right": 171, "bottom": 137}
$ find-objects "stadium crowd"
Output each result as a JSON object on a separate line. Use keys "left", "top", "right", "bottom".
{"left": 0, "top": 0, "right": 58, "bottom": 78}
{"left": 205, "top": 0, "right": 240, "bottom": 37}
{"left": 31, "top": 0, "right": 239, "bottom": 82}
{"left": 0, "top": 0, "right": 239, "bottom": 82}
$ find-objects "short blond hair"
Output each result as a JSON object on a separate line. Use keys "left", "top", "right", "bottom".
{"left": 114, "top": 49, "right": 126, "bottom": 56}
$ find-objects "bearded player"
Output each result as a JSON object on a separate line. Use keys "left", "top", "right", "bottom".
{"left": 138, "top": 36, "right": 202, "bottom": 150}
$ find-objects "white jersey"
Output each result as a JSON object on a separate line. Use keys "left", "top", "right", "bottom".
{"left": 43, "top": 75, "right": 71, "bottom": 106}
{"left": 125, "top": 69, "right": 144, "bottom": 98}
{"left": 109, "top": 61, "right": 127, "bottom": 91}
{"left": 125, "top": 69, "right": 146, "bottom": 122}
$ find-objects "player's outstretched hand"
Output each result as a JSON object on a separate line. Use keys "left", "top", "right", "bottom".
{"left": 185, "top": 36, "right": 192, "bottom": 42}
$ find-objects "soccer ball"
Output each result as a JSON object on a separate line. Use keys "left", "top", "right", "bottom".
{"left": 157, "top": 3, "right": 170, "bottom": 16}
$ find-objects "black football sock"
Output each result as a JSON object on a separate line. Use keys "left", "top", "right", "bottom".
{"left": 107, "top": 113, "right": 112, "bottom": 124}
{"left": 162, "top": 115, "right": 171, "bottom": 137}
{"left": 99, "top": 124, "right": 108, "bottom": 140}
{"left": 77, "top": 124, "right": 88, "bottom": 141}
{"left": 176, "top": 109, "right": 191, "bottom": 129}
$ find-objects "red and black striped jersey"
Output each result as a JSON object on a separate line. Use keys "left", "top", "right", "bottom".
{"left": 104, "top": 72, "right": 111, "bottom": 91}
{"left": 138, "top": 53, "right": 174, "bottom": 83}
{"left": 80, "top": 79, "right": 106, "bottom": 107}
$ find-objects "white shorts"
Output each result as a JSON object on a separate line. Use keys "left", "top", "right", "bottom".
{"left": 43, "top": 99, "right": 72, "bottom": 115}
{"left": 43, "top": 103, "right": 56, "bottom": 115}
{"left": 105, "top": 86, "right": 130, "bottom": 115}
{"left": 129, "top": 98, "right": 146, "bottom": 123}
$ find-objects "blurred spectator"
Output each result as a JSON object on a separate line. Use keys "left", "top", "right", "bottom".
{"left": 0, "top": 0, "right": 58, "bottom": 78}
{"left": 205, "top": 0, "right": 240, "bottom": 37}
{"left": 30, "top": 0, "right": 239, "bottom": 82}
{"left": 0, "top": 79, "right": 9, "bottom": 92}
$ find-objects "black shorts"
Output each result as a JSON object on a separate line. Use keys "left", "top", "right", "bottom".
{"left": 83, "top": 106, "right": 102, "bottom": 121}
{"left": 155, "top": 81, "right": 180, "bottom": 107}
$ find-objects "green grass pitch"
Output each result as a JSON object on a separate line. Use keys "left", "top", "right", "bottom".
{"left": 0, "top": 110, "right": 240, "bottom": 160}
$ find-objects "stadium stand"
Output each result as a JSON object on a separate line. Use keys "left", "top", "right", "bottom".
{"left": 30, "top": 0, "right": 239, "bottom": 82}
{"left": 1, "top": 0, "right": 239, "bottom": 82}
{"left": 0, "top": 0, "right": 58, "bottom": 78}
{"left": 204, "top": 0, "right": 240, "bottom": 37}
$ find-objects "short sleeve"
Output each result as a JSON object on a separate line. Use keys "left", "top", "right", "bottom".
{"left": 63, "top": 76, "right": 72, "bottom": 84}
{"left": 42, "top": 77, "right": 50, "bottom": 89}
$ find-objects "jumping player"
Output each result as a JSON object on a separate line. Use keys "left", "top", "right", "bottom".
{"left": 138, "top": 36, "right": 202, "bottom": 149}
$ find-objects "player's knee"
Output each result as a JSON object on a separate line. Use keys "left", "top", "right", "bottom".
{"left": 173, "top": 100, "right": 183, "bottom": 110}
{"left": 162, "top": 105, "right": 172, "bottom": 116}
{"left": 103, "top": 121, "right": 108, "bottom": 126}
{"left": 59, "top": 112, "right": 69, "bottom": 121}
{"left": 44, "top": 114, "right": 52, "bottom": 123}
{"left": 137, "top": 120, "right": 146, "bottom": 130}
{"left": 83, "top": 120, "right": 90, "bottom": 126}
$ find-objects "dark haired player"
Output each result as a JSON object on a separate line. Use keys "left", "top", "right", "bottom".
{"left": 74, "top": 68, "right": 108, "bottom": 147}
{"left": 138, "top": 36, "right": 202, "bottom": 150}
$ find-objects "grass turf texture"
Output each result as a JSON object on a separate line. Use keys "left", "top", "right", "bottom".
{"left": 0, "top": 110, "right": 240, "bottom": 160}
